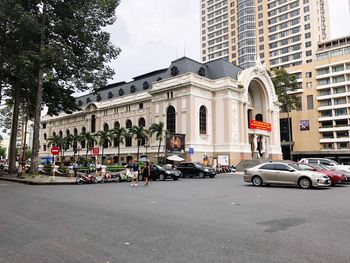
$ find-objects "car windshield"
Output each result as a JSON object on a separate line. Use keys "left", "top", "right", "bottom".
{"left": 296, "top": 163, "right": 315, "bottom": 171}
{"left": 288, "top": 163, "right": 303, "bottom": 171}
{"left": 194, "top": 162, "right": 204, "bottom": 168}
{"left": 155, "top": 165, "right": 165, "bottom": 171}
{"left": 325, "top": 159, "right": 340, "bottom": 165}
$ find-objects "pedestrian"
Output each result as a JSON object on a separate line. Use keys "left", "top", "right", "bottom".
{"left": 73, "top": 161, "right": 78, "bottom": 177}
{"left": 96, "top": 162, "right": 102, "bottom": 176}
{"left": 131, "top": 160, "right": 139, "bottom": 186}
{"left": 142, "top": 161, "right": 151, "bottom": 186}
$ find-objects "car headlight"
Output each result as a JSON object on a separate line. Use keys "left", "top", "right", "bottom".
{"left": 204, "top": 168, "right": 209, "bottom": 172}
{"left": 312, "top": 174, "right": 323, "bottom": 179}
{"left": 165, "top": 171, "right": 171, "bottom": 174}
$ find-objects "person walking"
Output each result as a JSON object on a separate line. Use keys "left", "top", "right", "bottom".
{"left": 142, "top": 161, "right": 151, "bottom": 186}
{"left": 72, "top": 161, "right": 78, "bottom": 177}
{"left": 96, "top": 162, "right": 102, "bottom": 177}
{"left": 131, "top": 160, "right": 139, "bottom": 186}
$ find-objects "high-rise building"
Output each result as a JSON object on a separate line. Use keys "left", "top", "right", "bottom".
{"left": 284, "top": 36, "right": 350, "bottom": 163}
{"left": 200, "top": 0, "right": 330, "bottom": 69}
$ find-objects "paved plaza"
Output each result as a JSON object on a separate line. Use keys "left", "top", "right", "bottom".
{"left": 1, "top": 175, "right": 349, "bottom": 263}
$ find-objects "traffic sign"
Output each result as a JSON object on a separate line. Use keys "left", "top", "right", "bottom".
{"left": 189, "top": 147, "right": 194, "bottom": 155}
{"left": 51, "top": 146, "right": 60, "bottom": 155}
{"left": 92, "top": 147, "right": 99, "bottom": 156}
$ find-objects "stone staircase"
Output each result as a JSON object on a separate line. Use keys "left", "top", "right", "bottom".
{"left": 235, "top": 159, "right": 271, "bottom": 172}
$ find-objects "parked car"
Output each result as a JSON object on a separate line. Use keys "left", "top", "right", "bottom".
{"left": 243, "top": 162, "right": 331, "bottom": 189}
{"left": 138, "top": 164, "right": 181, "bottom": 181}
{"left": 176, "top": 162, "right": 216, "bottom": 178}
{"left": 296, "top": 163, "right": 346, "bottom": 186}
{"left": 299, "top": 158, "right": 350, "bottom": 172}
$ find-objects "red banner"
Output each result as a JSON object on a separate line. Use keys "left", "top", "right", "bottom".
{"left": 250, "top": 120, "right": 272, "bottom": 132}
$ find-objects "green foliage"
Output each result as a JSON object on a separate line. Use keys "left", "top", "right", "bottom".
{"left": 149, "top": 122, "right": 165, "bottom": 164}
{"left": 0, "top": 146, "right": 6, "bottom": 159}
{"left": 271, "top": 68, "right": 301, "bottom": 112}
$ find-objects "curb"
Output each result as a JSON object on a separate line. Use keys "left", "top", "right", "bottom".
{"left": 0, "top": 177, "right": 76, "bottom": 185}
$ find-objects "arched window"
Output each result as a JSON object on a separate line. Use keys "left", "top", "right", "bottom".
{"left": 53, "top": 132, "right": 56, "bottom": 137}
{"left": 114, "top": 121, "right": 120, "bottom": 129}
{"left": 113, "top": 121, "right": 120, "bottom": 147}
{"left": 138, "top": 118, "right": 146, "bottom": 145}
{"left": 59, "top": 131, "right": 63, "bottom": 138}
{"left": 91, "top": 115, "right": 96, "bottom": 133}
{"left": 167, "top": 106, "right": 176, "bottom": 133}
{"left": 74, "top": 128, "right": 78, "bottom": 135}
{"left": 103, "top": 123, "right": 109, "bottom": 148}
{"left": 66, "top": 129, "right": 70, "bottom": 136}
{"left": 199, "top": 106, "right": 207, "bottom": 135}
{"left": 255, "top": 114, "right": 263, "bottom": 122}
{"left": 126, "top": 120, "right": 132, "bottom": 147}
{"left": 81, "top": 127, "right": 86, "bottom": 148}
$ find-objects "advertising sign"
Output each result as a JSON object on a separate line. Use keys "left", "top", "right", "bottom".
{"left": 250, "top": 120, "right": 272, "bottom": 132}
{"left": 300, "top": 120, "right": 310, "bottom": 131}
{"left": 92, "top": 147, "right": 99, "bottom": 156}
{"left": 218, "top": 155, "right": 229, "bottom": 166}
{"left": 166, "top": 133, "right": 185, "bottom": 153}
{"left": 189, "top": 147, "right": 194, "bottom": 155}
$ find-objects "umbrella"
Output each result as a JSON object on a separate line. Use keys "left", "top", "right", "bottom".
{"left": 167, "top": 155, "right": 184, "bottom": 162}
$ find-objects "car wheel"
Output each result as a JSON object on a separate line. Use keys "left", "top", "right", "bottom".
{"left": 115, "top": 176, "right": 121, "bottom": 183}
{"left": 209, "top": 175, "right": 215, "bottom": 178}
{"left": 159, "top": 174, "right": 165, "bottom": 181}
{"left": 252, "top": 176, "right": 263, "bottom": 186}
{"left": 199, "top": 172, "right": 205, "bottom": 178}
{"left": 299, "top": 177, "right": 312, "bottom": 189}
{"left": 173, "top": 177, "right": 178, "bottom": 181}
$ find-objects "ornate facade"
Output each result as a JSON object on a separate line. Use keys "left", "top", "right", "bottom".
{"left": 39, "top": 57, "right": 282, "bottom": 165}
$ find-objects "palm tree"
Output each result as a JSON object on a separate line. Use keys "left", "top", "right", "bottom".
{"left": 111, "top": 127, "right": 127, "bottom": 164}
{"left": 66, "top": 134, "right": 81, "bottom": 161}
{"left": 80, "top": 132, "right": 97, "bottom": 159}
{"left": 129, "top": 125, "right": 148, "bottom": 162}
{"left": 149, "top": 122, "right": 164, "bottom": 164}
{"left": 96, "top": 130, "right": 112, "bottom": 164}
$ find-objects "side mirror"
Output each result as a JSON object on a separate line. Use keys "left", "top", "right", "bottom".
{"left": 288, "top": 168, "right": 294, "bottom": 172}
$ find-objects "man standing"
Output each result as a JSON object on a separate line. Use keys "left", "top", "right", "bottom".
{"left": 131, "top": 160, "right": 139, "bottom": 186}
{"left": 72, "top": 161, "right": 78, "bottom": 177}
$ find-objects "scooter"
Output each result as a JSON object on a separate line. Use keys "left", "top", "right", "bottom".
{"left": 76, "top": 172, "right": 98, "bottom": 185}
{"left": 100, "top": 172, "right": 121, "bottom": 183}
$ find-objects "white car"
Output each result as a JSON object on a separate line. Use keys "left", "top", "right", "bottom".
{"left": 299, "top": 158, "right": 350, "bottom": 172}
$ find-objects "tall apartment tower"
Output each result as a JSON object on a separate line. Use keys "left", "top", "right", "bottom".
{"left": 200, "top": 0, "right": 330, "bottom": 69}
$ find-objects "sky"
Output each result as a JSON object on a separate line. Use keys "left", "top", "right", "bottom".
{"left": 108, "top": 0, "right": 350, "bottom": 83}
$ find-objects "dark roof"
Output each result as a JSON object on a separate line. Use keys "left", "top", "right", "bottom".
{"left": 76, "top": 57, "right": 243, "bottom": 107}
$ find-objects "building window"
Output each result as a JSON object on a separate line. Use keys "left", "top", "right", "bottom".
{"left": 42, "top": 123, "right": 46, "bottom": 129}
{"left": 296, "top": 97, "right": 302, "bottom": 111}
{"left": 91, "top": 115, "right": 96, "bottom": 133}
{"left": 139, "top": 103, "right": 143, "bottom": 109}
{"left": 166, "top": 106, "right": 176, "bottom": 133}
{"left": 113, "top": 121, "right": 120, "bottom": 147}
{"left": 307, "top": 95, "right": 314, "bottom": 110}
{"left": 199, "top": 106, "right": 207, "bottom": 135}
{"left": 126, "top": 105, "right": 131, "bottom": 112}
{"left": 126, "top": 120, "right": 132, "bottom": 147}
{"left": 138, "top": 117, "right": 146, "bottom": 145}
{"left": 43, "top": 133, "right": 47, "bottom": 140}
{"left": 43, "top": 145, "right": 47, "bottom": 151}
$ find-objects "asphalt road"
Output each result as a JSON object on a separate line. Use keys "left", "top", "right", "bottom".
{"left": 1, "top": 175, "right": 350, "bottom": 263}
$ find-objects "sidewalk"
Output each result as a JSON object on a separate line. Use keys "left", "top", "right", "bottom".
{"left": 0, "top": 174, "right": 77, "bottom": 185}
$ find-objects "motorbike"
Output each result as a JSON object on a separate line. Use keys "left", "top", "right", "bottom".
{"left": 76, "top": 172, "right": 98, "bottom": 185}
{"left": 100, "top": 172, "right": 121, "bottom": 183}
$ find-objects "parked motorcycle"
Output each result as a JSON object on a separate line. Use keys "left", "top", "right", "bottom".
{"left": 100, "top": 172, "right": 121, "bottom": 183}
{"left": 76, "top": 172, "right": 98, "bottom": 185}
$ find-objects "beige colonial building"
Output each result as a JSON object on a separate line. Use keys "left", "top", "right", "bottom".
{"left": 39, "top": 57, "right": 282, "bottom": 165}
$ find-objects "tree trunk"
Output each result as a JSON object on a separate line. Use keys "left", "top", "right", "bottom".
{"left": 8, "top": 83, "right": 21, "bottom": 174}
{"left": 31, "top": 1, "right": 47, "bottom": 173}
{"left": 137, "top": 140, "right": 140, "bottom": 161}
{"left": 117, "top": 142, "right": 120, "bottom": 164}
{"left": 157, "top": 138, "right": 162, "bottom": 164}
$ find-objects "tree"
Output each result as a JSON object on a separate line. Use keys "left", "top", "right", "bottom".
{"left": 271, "top": 68, "right": 301, "bottom": 161}
{"left": 27, "top": 0, "right": 121, "bottom": 173}
{"left": 0, "top": 146, "right": 6, "bottom": 159}
{"left": 96, "top": 130, "right": 112, "bottom": 164}
{"left": 112, "top": 127, "right": 126, "bottom": 164}
{"left": 129, "top": 126, "right": 148, "bottom": 162}
{"left": 149, "top": 122, "right": 165, "bottom": 164}
{"left": 80, "top": 132, "right": 97, "bottom": 159}
{"left": 66, "top": 134, "right": 81, "bottom": 161}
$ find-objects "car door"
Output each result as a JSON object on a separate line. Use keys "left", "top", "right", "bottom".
{"left": 187, "top": 163, "right": 198, "bottom": 176}
{"left": 177, "top": 163, "right": 189, "bottom": 176}
{"left": 274, "top": 164, "right": 297, "bottom": 185}
{"left": 258, "top": 163, "right": 276, "bottom": 183}
{"left": 150, "top": 165, "right": 159, "bottom": 180}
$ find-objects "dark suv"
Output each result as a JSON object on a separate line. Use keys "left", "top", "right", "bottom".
{"left": 176, "top": 162, "right": 216, "bottom": 178}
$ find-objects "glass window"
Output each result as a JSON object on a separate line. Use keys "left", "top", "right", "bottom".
{"left": 260, "top": 164, "right": 275, "bottom": 170}
{"left": 167, "top": 106, "right": 176, "bottom": 133}
{"left": 126, "top": 120, "right": 132, "bottom": 147}
{"left": 199, "top": 106, "right": 207, "bottom": 135}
